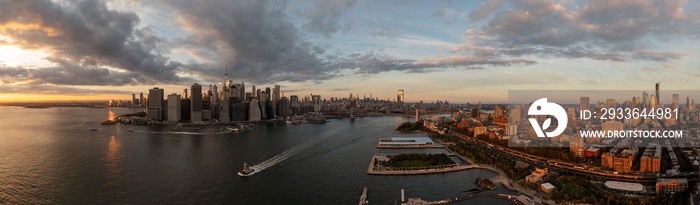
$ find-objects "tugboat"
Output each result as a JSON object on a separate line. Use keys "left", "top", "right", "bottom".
{"left": 237, "top": 162, "right": 256, "bottom": 177}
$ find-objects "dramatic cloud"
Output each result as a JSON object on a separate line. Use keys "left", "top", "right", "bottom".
{"left": 168, "top": 0, "right": 341, "bottom": 84}
{"left": 336, "top": 51, "right": 535, "bottom": 74}
{"left": 0, "top": 0, "right": 185, "bottom": 85}
{"left": 301, "top": 0, "right": 357, "bottom": 38}
{"left": 458, "top": 0, "right": 700, "bottom": 62}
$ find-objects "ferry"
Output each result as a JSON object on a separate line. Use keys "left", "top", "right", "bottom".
{"left": 237, "top": 163, "right": 256, "bottom": 177}
{"left": 89, "top": 128, "right": 98, "bottom": 131}
{"left": 128, "top": 129, "right": 134, "bottom": 132}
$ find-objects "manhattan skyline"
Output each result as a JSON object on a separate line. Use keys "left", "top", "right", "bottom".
{"left": 1, "top": 0, "right": 700, "bottom": 103}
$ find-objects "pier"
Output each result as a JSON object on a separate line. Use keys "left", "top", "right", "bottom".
{"left": 366, "top": 155, "right": 499, "bottom": 175}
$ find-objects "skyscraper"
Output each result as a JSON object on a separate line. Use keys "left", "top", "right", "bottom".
{"left": 273, "top": 85, "right": 281, "bottom": 117}
{"left": 131, "top": 94, "right": 136, "bottom": 107}
{"left": 672, "top": 94, "right": 679, "bottom": 108}
{"left": 167, "top": 93, "right": 181, "bottom": 122}
{"left": 580, "top": 97, "right": 589, "bottom": 112}
{"left": 191, "top": 83, "right": 202, "bottom": 122}
{"left": 655, "top": 82, "right": 660, "bottom": 106}
{"left": 312, "top": 95, "right": 321, "bottom": 114}
{"left": 139, "top": 92, "right": 144, "bottom": 108}
{"left": 671, "top": 94, "right": 681, "bottom": 108}
{"left": 147, "top": 87, "right": 164, "bottom": 121}
{"left": 642, "top": 92, "right": 649, "bottom": 108}
{"left": 397, "top": 90, "right": 404, "bottom": 108}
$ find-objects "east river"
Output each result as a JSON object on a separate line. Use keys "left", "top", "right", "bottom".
{"left": 0, "top": 106, "right": 516, "bottom": 204}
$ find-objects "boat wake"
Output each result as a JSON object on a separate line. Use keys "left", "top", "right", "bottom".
{"left": 248, "top": 133, "right": 332, "bottom": 175}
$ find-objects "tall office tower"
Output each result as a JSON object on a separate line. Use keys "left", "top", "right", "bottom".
{"left": 273, "top": 85, "right": 281, "bottom": 117}
{"left": 279, "top": 97, "right": 289, "bottom": 117}
{"left": 510, "top": 105, "right": 522, "bottom": 124}
{"left": 131, "top": 94, "right": 136, "bottom": 107}
{"left": 249, "top": 98, "right": 261, "bottom": 121}
{"left": 290, "top": 95, "right": 300, "bottom": 115}
{"left": 655, "top": 82, "right": 660, "bottom": 106}
{"left": 642, "top": 92, "right": 649, "bottom": 108}
{"left": 213, "top": 85, "right": 218, "bottom": 102}
{"left": 220, "top": 85, "right": 230, "bottom": 122}
{"left": 210, "top": 84, "right": 219, "bottom": 120}
{"left": 231, "top": 84, "right": 242, "bottom": 102}
{"left": 672, "top": 94, "right": 679, "bottom": 108}
{"left": 256, "top": 89, "right": 261, "bottom": 98}
{"left": 580, "top": 97, "right": 589, "bottom": 112}
{"left": 167, "top": 93, "right": 181, "bottom": 122}
{"left": 191, "top": 83, "right": 202, "bottom": 122}
{"left": 397, "top": 90, "right": 404, "bottom": 108}
{"left": 650, "top": 95, "right": 657, "bottom": 108}
{"left": 312, "top": 95, "right": 321, "bottom": 113}
{"left": 259, "top": 92, "right": 269, "bottom": 119}
{"left": 251, "top": 85, "right": 256, "bottom": 99}
{"left": 688, "top": 97, "right": 691, "bottom": 109}
{"left": 263, "top": 87, "right": 271, "bottom": 119}
{"left": 147, "top": 87, "right": 164, "bottom": 121}
{"left": 139, "top": 92, "right": 144, "bottom": 108}
{"left": 606, "top": 99, "right": 616, "bottom": 109}
{"left": 183, "top": 89, "right": 188, "bottom": 99}
{"left": 240, "top": 82, "right": 246, "bottom": 102}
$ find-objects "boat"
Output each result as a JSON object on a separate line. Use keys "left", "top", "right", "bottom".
{"left": 128, "top": 129, "right": 134, "bottom": 132}
{"left": 89, "top": 128, "right": 98, "bottom": 131}
{"left": 307, "top": 115, "right": 327, "bottom": 124}
{"left": 237, "top": 162, "right": 256, "bottom": 177}
{"left": 286, "top": 120, "right": 292, "bottom": 124}
{"left": 359, "top": 187, "right": 369, "bottom": 205}
{"left": 100, "top": 120, "right": 117, "bottom": 125}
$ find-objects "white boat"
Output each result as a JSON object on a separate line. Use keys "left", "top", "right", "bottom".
{"left": 237, "top": 163, "right": 256, "bottom": 177}
{"left": 128, "top": 129, "right": 134, "bottom": 132}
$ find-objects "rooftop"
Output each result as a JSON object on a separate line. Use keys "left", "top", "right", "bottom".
{"left": 605, "top": 181, "right": 644, "bottom": 192}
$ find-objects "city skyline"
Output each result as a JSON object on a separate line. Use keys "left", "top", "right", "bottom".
{"left": 1, "top": 0, "right": 700, "bottom": 103}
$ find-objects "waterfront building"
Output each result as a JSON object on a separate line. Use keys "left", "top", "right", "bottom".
{"left": 167, "top": 93, "right": 181, "bottom": 122}
{"left": 147, "top": 87, "right": 164, "bottom": 121}
{"left": 249, "top": 98, "right": 261, "bottom": 121}
{"left": 191, "top": 83, "right": 202, "bottom": 122}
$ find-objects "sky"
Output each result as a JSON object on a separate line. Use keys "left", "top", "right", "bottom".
{"left": 0, "top": 0, "right": 699, "bottom": 103}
